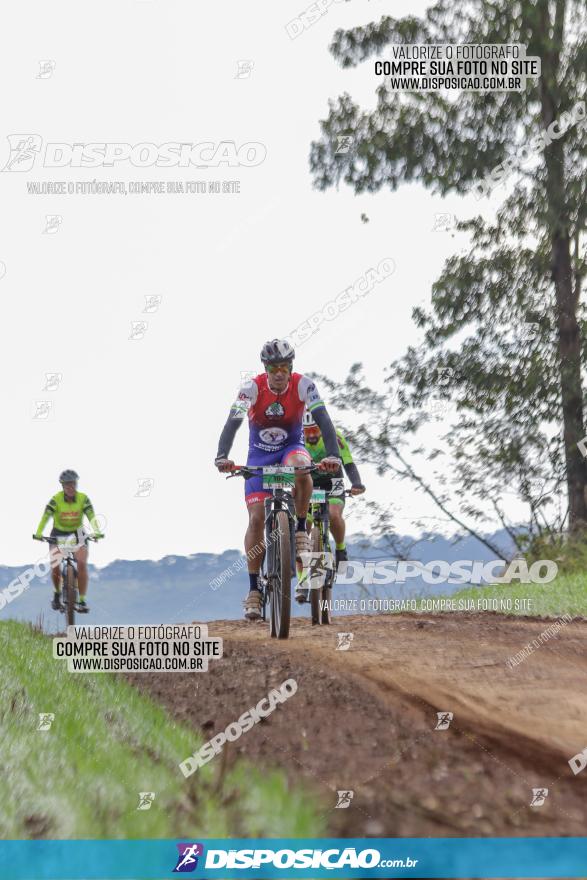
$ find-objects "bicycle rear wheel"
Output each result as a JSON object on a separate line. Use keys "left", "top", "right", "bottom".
{"left": 65, "top": 562, "right": 76, "bottom": 627}
{"left": 321, "top": 522, "right": 334, "bottom": 625}
{"left": 269, "top": 510, "right": 291, "bottom": 639}
{"left": 309, "top": 526, "right": 324, "bottom": 626}
{"left": 321, "top": 556, "right": 333, "bottom": 626}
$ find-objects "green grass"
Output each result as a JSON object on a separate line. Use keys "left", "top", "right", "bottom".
{"left": 0, "top": 620, "right": 324, "bottom": 839}
{"left": 446, "top": 571, "right": 587, "bottom": 617}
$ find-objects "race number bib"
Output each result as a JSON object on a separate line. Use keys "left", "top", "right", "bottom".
{"left": 262, "top": 465, "right": 295, "bottom": 489}
{"left": 55, "top": 533, "right": 79, "bottom": 549}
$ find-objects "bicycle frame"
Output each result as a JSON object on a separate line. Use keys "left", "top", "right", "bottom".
{"left": 226, "top": 463, "right": 316, "bottom": 624}
{"left": 59, "top": 550, "right": 78, "bottom": 591}
{"left": 33, "top": 533, "right": 101, "bottom": 624}
{"left": 308, "top": 482, "right": 349, "bottom": 589}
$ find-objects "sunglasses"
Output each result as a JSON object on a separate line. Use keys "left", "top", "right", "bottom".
{"left": 266, "top": 362, "right": 291, "bottom": 373}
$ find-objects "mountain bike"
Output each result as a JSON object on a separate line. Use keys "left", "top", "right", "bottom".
{"left": 306, "top": 484, "right": 353, "bottom": 626}
{"left": 227, "top": 464, "right": 317, "bottom": 639}
{"left": 33, "top": 533, "right": 102, "bottom": 626}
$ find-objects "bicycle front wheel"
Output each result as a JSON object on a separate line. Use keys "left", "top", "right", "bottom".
{"left": 65, "top": 563, "right": 76, "bottom": 627}
{"left": 269, "top": 510, "right": 291, "bottom": 639}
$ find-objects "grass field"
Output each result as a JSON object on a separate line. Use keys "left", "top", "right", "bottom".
{"left": 0, "top": 620, "right": 323, "bottom": 839}
{"left": 446, "top": 571, "right": 587, "bottom": 617}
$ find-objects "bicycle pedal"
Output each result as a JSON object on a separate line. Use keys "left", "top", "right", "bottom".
{"left": 295, "top": 589, "right": 309, "bottom": 604}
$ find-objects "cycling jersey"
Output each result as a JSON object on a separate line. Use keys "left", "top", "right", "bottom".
{"left": 35, "top": 491, "right": 97, "bottom": 536}
{"left": 306, "top": 429, "right": 363, "bottom": 504}
{"left": 305, "top": 430, "right": 353, "bottom": 466}
{"left": 233, "top": 372, "right": 324, "bottom": 454}
{"left": 217, "top": 371, "right": 341, "bottom": 506}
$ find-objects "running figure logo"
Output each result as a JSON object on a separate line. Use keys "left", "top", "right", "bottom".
{"left": 43, "top": 215, "right": 62, "bottom": 234}
{"left": 336, "top": 632, "right": 354, "bottom": 651}
{"left": 432, "top": 212, "right": 457, "bottom": 232}
{"left": 143, "top": 295, "right": 162, "bottom": 314}
{"left": 2, "top": 134, "right": 42, "bottom": 171}
{"left": 135, "top": 478, "right": 155, "bottom": 498}
{"left": 136, "top": 792, "right": 155, "bottom": 810}
{"left": 37, "top": 713, "right": 55, "bottom": 731}
{"left": 336, "top": 135, "right": 354, "bottom": 154}
{"left": 435, "top": 711, "right": 453, "bottom": 730}
{"left": 37, "top": 61, "right": 56, "bottom": 79}
{"left": 43, "top": 372, "right": 63, "bottom": 391}
{"left": 33, "top": 401, "right": 52, "bottom": 420}
{"left": 335, "top": 790, "right": 354, "bottom": 808}
{"left": 235, "top": 60, "right": 254, "bottom": 79}
{"left": 173, "top": 843, "right": 204, "bottom": 873}
{"left": 129, "top": 321, "right": 149, "bottom": 341}
{"left": 299, "top": 552, "right": 333, "bottom": 590}
{"left": 530, "top": 788, "right": 549, "bottom": 807}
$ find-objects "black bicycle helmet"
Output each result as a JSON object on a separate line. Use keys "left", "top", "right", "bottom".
{"left": 59, "top": 469, "right": 79, "bottom": 483}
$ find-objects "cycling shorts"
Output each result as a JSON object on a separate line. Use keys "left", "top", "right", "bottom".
{"left": 307, "top": 492, "right": 345, "bottom": 526}
{"left": 50, "top": 528, "right": 89, "bottom": 548}
{"left": 245, "top": 443, "right": 311, "bottom": 507}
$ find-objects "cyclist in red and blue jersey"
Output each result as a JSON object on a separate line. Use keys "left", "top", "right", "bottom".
{"left": 215, "top": 338, "right": 341, "bottom": 620}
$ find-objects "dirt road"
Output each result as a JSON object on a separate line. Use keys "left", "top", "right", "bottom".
{"left": 128, "top": 612, "right": 587, "bottom": 837}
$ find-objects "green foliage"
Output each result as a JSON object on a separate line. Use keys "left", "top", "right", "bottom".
{"left": 523, "top": 529, "right": 587, "bottom": 574}
{"left": 447, "top": 571, "right": 587, "bottom": 617}
{"left": 310, "top": 0, "right": 587, "bottom": 536}
{"left": 0, "top": 621, "right": 323, "bottom": 839}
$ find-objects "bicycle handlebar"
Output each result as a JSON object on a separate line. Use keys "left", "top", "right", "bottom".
{"left": 226, "top": 463, "right": 320, "bottom": 480}
{"left": 224, "top": 466, "right": 360, "bottom": 503}
{"left": 310, "top": 487, "right": 357, "bottom": 501}
{"left": 33, "top": 534, "right": 104, "bottom": 543}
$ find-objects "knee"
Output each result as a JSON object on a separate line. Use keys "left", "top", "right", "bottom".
{"left": 290, "top": 454, "right": 311, "bottom": 473}
{"left": 248, "top": 508, "right": 265, "bottom": 531}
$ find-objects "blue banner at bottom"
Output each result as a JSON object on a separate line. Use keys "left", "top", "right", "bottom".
{"left": 0, "top": 838, "right": 586, "bottom": 879}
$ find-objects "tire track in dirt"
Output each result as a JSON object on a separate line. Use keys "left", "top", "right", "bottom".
{"left": 127, "top": 612, "right": 587, "bottom": 837}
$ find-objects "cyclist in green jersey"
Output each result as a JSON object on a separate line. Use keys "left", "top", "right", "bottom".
{"left": 34, "top": 469, "right": 103, "bottom": 612}
{"left": 303, "top": 411, "right": 365, "bottom": 566}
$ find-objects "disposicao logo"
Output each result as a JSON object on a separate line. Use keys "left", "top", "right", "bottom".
{"left": 173, "top": 842, "right": 204, "bottom": 873}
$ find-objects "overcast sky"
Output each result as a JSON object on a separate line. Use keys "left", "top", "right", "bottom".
{"left": 1, "top": 0, "right": 523, "bottom": 566}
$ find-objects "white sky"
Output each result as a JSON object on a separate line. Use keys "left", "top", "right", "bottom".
{"left": 1, "top": 0, "right": 524, "bottom": 566}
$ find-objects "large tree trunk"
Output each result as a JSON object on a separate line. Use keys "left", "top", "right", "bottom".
{"left": 551, "top": 231, "right": 587, "bottom": 529}
{"left": 539, "top": 0, "right": 587, "bottom": 530}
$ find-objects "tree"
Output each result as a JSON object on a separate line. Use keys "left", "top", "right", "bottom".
{"left": 310, "top": 0, "right": 587, "bottom": 533}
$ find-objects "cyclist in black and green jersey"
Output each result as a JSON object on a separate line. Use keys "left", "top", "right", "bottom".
{"left": 34, "top": 469, "right": 103, "bottom": 612}
{"left": 303, "top": 411, "right": 365, "bottom": 566}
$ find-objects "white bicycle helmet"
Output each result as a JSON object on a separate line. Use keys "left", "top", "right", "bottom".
{"left": 260, "top": 338, "right": 295, "bottom": 364}
{"left": 303, "top": 410, "right": 316, "bottom": 427}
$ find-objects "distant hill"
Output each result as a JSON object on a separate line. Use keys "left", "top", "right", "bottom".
{"left": 0, "top": 530, "right": 516, "bottom": 631}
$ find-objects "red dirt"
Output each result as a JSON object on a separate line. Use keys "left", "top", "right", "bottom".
{"left": 127, "top": 612, "right": 587, "bottom": 838}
